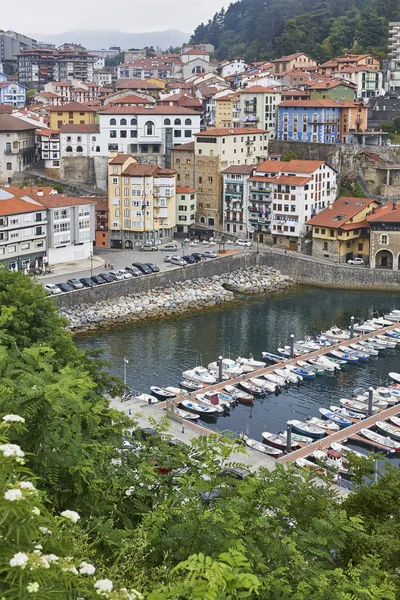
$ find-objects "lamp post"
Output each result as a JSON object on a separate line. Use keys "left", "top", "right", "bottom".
{"left": 123, "top": 357, "right": 129, "bottom": 386}
{"left": 90, "top": 251, "right": 93, "bottom": 279}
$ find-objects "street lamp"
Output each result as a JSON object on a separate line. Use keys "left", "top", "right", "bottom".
{"left": 123, "top": 357, "right": 129, "bottom": 386}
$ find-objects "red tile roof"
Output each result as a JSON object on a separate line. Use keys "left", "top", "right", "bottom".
{"left": 182, "top": 48, "right": 209, "bottom": 56}
{"left": 176, "top": 186, "right": 195, "bottom": 193}
{"left": 115, "top": 79, "right": 163, "bottom": 90}
{"left": 0, "top": 104, "right": 14, "bottom": 114}
{"left": 122, "top": 164, "right": 176, "bottom": 177}
{"left": 108, "top": 94, "right": 154, "bottom": 105}
{"left": 48, "top": 101, "right": 96, "bottom": 112}
{"left": 222, "top": 165, "right": 255, "bottom": 174}
{"left": 306, "top": 196, "right": 376, "bottom": 227}
{"left": 0, "top": 191, "right": 44, "bottom": 216}
{"left": 34, "top": 195, "right": 97, "bottom": 208}
{"left": 171, "top": 141, "right": 194, "bottom": 151}
{"left": 100, "top": 105, "right": 198, "bottom": 115}
{"left": 0, "top": 114, "right": 37, "bottom": 131}
{"left": 59, "top": 124, "right": 100, "bottom": 133}
{"left": 109, "top": 154, "right": 133, "bottom": 165}
{"left": 306, "top": 80, "right": 356, "bottom": 90}
{"left": 239, "top": 85, "right": 280, "bottom": 94}
{"left": 367, "top": 203, "right": 400, "bottom": 223}
{"left": 195, "top": 127, "right": 267, "bottom": 136}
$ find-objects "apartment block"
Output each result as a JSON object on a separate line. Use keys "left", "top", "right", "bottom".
{"left": 387, "top": 22, "right": 400, "bottom": 91}
{"left": 222, "top": 165, "right": 254, "bottom": 237}
{"left": 237, "top": 86, "right": 281, "bottom": 138}
{"left": 176, "top": 186, "right": 196, "bottom": 233}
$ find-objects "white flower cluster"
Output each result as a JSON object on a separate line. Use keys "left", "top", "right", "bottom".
{"left": 60, "top": 510, "right": 80, "bottom": 523}
{"left": 0, "top": 443, "right": 24, "bottom": 458}
{"left": 79, "top": 561, "right": 96, "bottom": 575}
{"left": 4, "top": 481, "right": 37, "bottom": 502}
{"left": 10, "top": 552, "right": 29, "bottom": 568}
{"left": 4, "top": 488, "right": 23, "bottom": 502}
{"left": 2, "top": 414, "right": 25, "bottom": 423}
{"left": 121, "top": 589, "right": 144, "bottom": 600}
{"left": 94, "top": 579, "right": 113, "bottom": 595}
{"left": 125, "top": 486, "right": 135, "bottom": 497}
{"left": 26, "top": 582, "right": 39, "bottom": 593}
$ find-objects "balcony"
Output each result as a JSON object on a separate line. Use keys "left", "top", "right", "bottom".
{"left": 4, "top": 144, "right": 36, "bottom": 155}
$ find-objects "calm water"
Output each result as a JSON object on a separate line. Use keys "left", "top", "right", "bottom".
{"left": 76, "top": 286, "right": 400, "bottom": 445}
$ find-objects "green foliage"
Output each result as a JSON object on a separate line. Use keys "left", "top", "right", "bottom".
{"left": 190, "top": 0, "right": 400, "bottom": 61}
{"left": 52, "top": 183, "right": 64, "bottom": 194}
{"left": 26, "top": 89, "right": 38, "bottom": 99}
{"left": 338, "top": 179, "right": 368, "bottom": 199}
{"left": 105, "top": 52, "right": 124, "bottom": 67}
{"left": 283, "top": 150, "right": 300, "bottom": 161}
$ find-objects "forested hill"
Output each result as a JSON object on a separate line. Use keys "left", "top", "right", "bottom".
{"left": 190, "top": 0, "right": 400, "bottom": 62}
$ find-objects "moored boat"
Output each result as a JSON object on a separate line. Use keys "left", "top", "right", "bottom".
{"left": 338, "top": 346, "right": 369, "bottom": 362}
{"left": 223, "top": 384, "right": 253, "bottom": 404}
{"left": 262, "top": 372, "right": 288, "bottom": 387}
{"left": 262, "top": 351, "right": 285, "bottom": 363}
{"left": 261, "top": 431, "right": 300, "bottom": 450}
{"left": 322, "top": 326, "right": 350, "bottom": 341}
{"left": 238, "top": 380, "right": 264, "bottom": 397}
{"left": 180, "top": 399, "right": 217, "bottom": 415}
{"left": 306, "top": 416, "right": 339, "bottom": 432}
{"left": 165, "top": 386, "right": 185, "bottom": 396}
{"left": 374, "top": 420, "right": 400, "bottom": 442}
{"left": 339, "top": 398, "right": 379, "bottom": 414}
{"left": 150, "top": 386, "right": 177, "bottom": 401}
{"left": 312, "top": 448, "right": 349, "bottom": 476}
{"left": 179, "top": 378, "right": 204, "bottom": 391}
{"left": 166, "top": 404, "right": 200, "bottom": 421}
{"left": 274, "top": 368, "right": 302, "bottom": 384}
{"left": 330, "top": 405, "right": 365, "bottom": 420}
{"left": 195, "top": 392, "right": 230, "bottom": 412}
{"left": 236, "top": 356, "right": 265, "bottom": 369}
{"left": 307, "top": 356, "right": 336, "bottom": 372}
{"left": 389, "top": 372, "right": 400, "bottom": 384}
{"left": 351, "top": 342, "right": 379, "bottom": 356}
{"left": 249, "top": 377, "right": 278, "bottom": 394}
{"left": 286, "top": 363, "right": 315, "bottom": 379}
{"left": 360, "top": 428, "right": 400, "bottom": 452}
{"left": 288, "top": 419, "right": 326, "bottom": 439}
{"left": 134, "top": 393, "right": 158, "bottom": 404}
{"left": 182, "top": 366, "right": 217, "bottom": 384}
{"left": 330, "top": 442, "right": 366, "bottom": 459}
{"left": 319, "top": 407, "right": 353, "bottom": 427}
{"left": 244, "top": 435, "right": 276, "bottom": 455}
{"left": 329, "top": 349, "right": 359, "bottom": 364}
{"left": 297, "top": 360, "right": 324, "bottom": 375}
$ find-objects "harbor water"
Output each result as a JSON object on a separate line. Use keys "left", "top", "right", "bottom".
{"left": 76, "top": 286, "right": 400, "bottom": 447}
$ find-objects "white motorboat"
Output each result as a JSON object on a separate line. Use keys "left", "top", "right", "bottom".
{"left": 182, "top": 366, "right": 217, "bottom": 385}
{"left": 288, "top": 419, "right": 326, "bottom": 439}
{"left": 330, "top": 442, "right": 365, "bottom": 459}
{"left": 285, "top": 363, "right": 315, "bottom": 379}
{"left": 322, "top": 327, "right": 350, "bottom": 341}
{"left": 262, "top": 372, "right": 288, "bottom": 387}
{"left": 338, "top": 346, "right": 370, "bottom": 361}
{"left": 339, "top": 398, "right": 379, "bottom": 415}
{"left": 195, "top": 393, "right": 227, "bottom": 413}
{"left": 179, "top": 378, "right": 204, "bottom": 391}
{"left": 208, "top": 358, "right": 251, "bottom": 377}
{"left": 166, "top": 404, "right": 199, "bottom": 421}
{"left": 297, "top": 360, "right": 325, "bottom": 375}
{"left": 375, "top": 334, "right": 398, "bottom": 347}
{"left": 249, "top": 377, "right": 278, "bottom": 394}
{"left": 165, "top": 386, "right": 186, "bottom": 396}
{"left": 389, "top": 415, "right": 400, "bottom": 428}
{"left": 134, "top": 393, "right": 158, "bottom": 404}
{"left": 367, "top": 336, "right": 396, "bottom": 349}
{"left": 261, "top": 431, "right": 300, "bottom": 450}
{"left": 384, "top": 310, "right": 400, "bottom": 322}
{"left": 243, "top": 436, "right": 275, "bottom": 455}
{"left": 352, "top": 321, "right": 378, "bottom": 333}
{"left": 295, "top": 340, "right": 321, "bottom": 352}
{"left": 369, "top": 317, "right": 393, "bottom": 327}
{"left": 223, "top": 385, "right": 253, "bottom": 404}
{"left": 356, "top": 387, "right": 397, "bottom": 406}
{"left": 308, "top": 356, "right": 337, "bottom": 372}
{"left": 236, "top": 356, "right": 265, "bottom": 369}
{"left": 306, "top": 416, "right": 339, "bottom": 432}
{"left": 274, "top": 368, "right": 302, "bottom": 384}
{"left": 312, "top": 448, "right": 349, "bottom": 475}
{"left": 351, "top": 342, "right": 379, "bottom": 356}
{"left": 319, "top": 408, "right": 353, "bottom": 427}
{"left": 360, "top": 428, "right": 400, "bottom": 452}
{"left": 389, "top": 372, "right": 400, "bottom": 384}
{"left": 329, "top": 405, "right": 365, "bottom": 420}
{"left": 150, "top": 386, "right": 177, "bottom": 401}
{"left": 375, "top": 421, "right": 400, "bottom": 442}
{"left": 180, "top": 399, "right": 217, "bottom": 415}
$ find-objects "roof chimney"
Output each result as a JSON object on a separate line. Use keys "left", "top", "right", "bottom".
{"left": 393, "top": 201, "right": 396, "bottom": 210}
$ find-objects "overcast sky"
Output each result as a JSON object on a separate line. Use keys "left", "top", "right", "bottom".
{"left": 9, "top": 0, "right": 231, "bottom": 34}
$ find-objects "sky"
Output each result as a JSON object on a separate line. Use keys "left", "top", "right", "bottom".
{"left": 6, "top": 0, "right": 232, "bottom": 35}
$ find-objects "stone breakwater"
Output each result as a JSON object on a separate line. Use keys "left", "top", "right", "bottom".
{"left": 60, "top": 266, "right": 293, "bottom": 333}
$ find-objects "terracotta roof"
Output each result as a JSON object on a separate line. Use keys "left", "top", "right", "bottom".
{"left": 122, "top": 164, "right": 176, "bottom": 177}
{"left": 48, "top": 101, "right": 96, "bottom": 112}
{"left": 0, "top": 104, "right": 14, "bottom": 114}
{"left": 115, "top": 79, "right": 163, "bottom": 90}
{"left": 280, "top": 89, "right": 310, "bottom": 97}
{"left": 34, "top": 195, "right": 97, "bottom": 208}
{"left": 108, "top": 94, "right": 154, "bottom": 105}
{"left": 340, "top": 218, "right": 370, "bottom": 230}
{"left": 109, "top": 154, "right": 133, "bottom": 165}
{"left": 36, "top": 128, "right": 60, "bottom": 136}
{"left": 60, "top": 124, "right": 100, "bottom": 133}
{"left": 367, "top": 203, "right": 400, "bottom": 223}
{"left": 222, "top": 165, "right": 255, "bottom": 174}
{"left": 271, "top": 53, "right": 315, "bottom": 62}
{"left": 250, "top": 175, "right": 311, "bottom": 185}
{"left": 176, "top": 186, "right": 195, "bottom": 193}
{"left": 283, "top": 159, "right": 327, "bottom": 173}
{"left": 307, "top": 196, "right": 376, "bottom": 227}
{"left": 195, "top": 127, "right": 267, "bottom": 136}
{"left": 306, "top": 80, "right": 356, "bottom": 90}
{"left": 92, "top": 197, "right": 108, "bottom": 210}
{"left": 0, "top": 114, "right": 37, "bottom": 131}
{"left": 171, "top": 141, "right": 194, "bottom": 151}
{"left": 0, "top": 191, "right": 44, "bottom": 216}
{"left": 182, "top": 48, "right": 209, "bottom": 56}
{"left": 8, "top": 185, "right": 55, "bottom": 197}
{"left": 256, "top": 160, "right": 287, "bottom": 173}
{"left": 239, "top": 85, "right": 280, "bottom": 94}
{"left": 100, "top": 105, "right": 198, "bottom": 115}
{"left": 35, "top": 91, "right": 60, "bottom": 98}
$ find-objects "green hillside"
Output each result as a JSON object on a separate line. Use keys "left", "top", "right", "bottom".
{"left": 190, "top": 0, "right": 400, "bottom": 62}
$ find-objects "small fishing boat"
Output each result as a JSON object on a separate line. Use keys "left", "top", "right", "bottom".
{"left": 360, "top": 428, "right": 400, "bottom": 452}
{"left": 389, "top": 415, "right": 400, "bottom": 428}
{"left": 288, "top": 419, "right": 326, "bottom": 439}
{"left": 165, "top": 386, "right": 185, "bottom": 396}
{"left": 330, "top": 442, "right": 366, "bottom": 459}
{"left": 180, "top": 399, "right": 217, "bottom": 415}
{"left": 356, "top": 387, "right": 397, "bottom": 406}
{"left": 371, "top": 336, "right": 397, "bottom": 348}
{"left": 330, "top": 405, "right": 365, "bottom": 420}
{"left": 243, "top": 435, "right": 275, "bottom": 455}
{"left": 223, "top": 384, "right": 253, "bottom": 404}
{"left": 274, "top": 368, "right": 302, "bottom": 384}
{"left": 149, "top": 386, "right": 177, "bottom": 401}
{"left": 350, "top": 342, "right": 379, "bottom": 356}
{"left": 195, "top": 393, "right": 229, "bottom": 412}
{"left": 376, "top": 333, "right": 400, "bottom": 344}
{"left": 339, "top": 398, "right": 379, "bottom": 415}
{"left": 306, "top": 416, "right": 339, "bottom": 432}
{"left": 363, "top": 338, "right": 387, "bottom": 350}
{"left": 307, "top": 356, "right": 336, "bottom": 372}
{"left": 323, "top": 327, "right": 350, "bottom": 341}
{"left": 261, "top": 431, "right": 300, "bottom": 451}
{"left": 295, "top": 340, "right": 322, "bottom": 352}
{"left": 277, "top": 346, "right": 304, "bottom": 358}
{"left": 319, "top": 407, "right": 353, "bottom": 427}
{"left": 329, "top": 349, "right": 359, "bottom": 364}
{"left": 286, "top": 363, "right": 315, "bottom": 380}
{"left": 238, "top": 380, "right": 265, "bottom": 397}
{"left": 338, "top": 346, "right": 369, "bottom": 362}
{"left": 208, "top": 358, "right": 251, "bottom": 377}
{"left": 179, "top": 378, "right": 204, "bottom": 391}
{"left": 261, "top": 445, "right": 284, "bottom": 458}
{"left": 352, "top": 321, "right": 378, "bottom": 333}
{"left": 249, "top": 377, "right": 278, "bottom": 394}
{"left": 134, "top": 393, "right": 158, "bottom": 404}
{"left": 327, "top": 355, "right": 347, "bottom": 366}
{"left": 262, "top": 372, "right": 288, "bottom": 387}
{"left": 262, "top": 351, "right": 285, "bottom": 363}
{"left": 375, "top": 420, "right": 400, "bottom": 442}
{"left": 384, "top": 309, "right": 400, "bottom": 322}
{"left": 389, "top": 372, "right": 400, "bottom": 384}
{"left": 297, "top": 360, "right": 324, "bottom": 375}
{"left": 312, "top": 448, "right": 349, "bottom": 476}
{"left": 352, "top": 391, "right": 389, "bottom": 409}
{"left": 236, "top": 356, "right": 265, "bottom": 369}
{"left": 166, "top": 404, "right": 200, "bottom": 421}
{"left": 370, "top": 317, "right": 393, "bottom": 327}
{"left": 182, "top": 366, "right": 216, "bottom": 385}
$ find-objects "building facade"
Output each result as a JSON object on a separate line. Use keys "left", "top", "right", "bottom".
{"left": 176, "top": 186, "right": 196, "bottom": 233}
{"left": 332, "top": 68, "right": 383, "bottom": 101}
{"left": 108, "top": 154, "right": 177, "bottom": 248}
{"left": 17, "top": 49, "right": 56, "bottom": 91}
{"left": 0, "top": 114, "right": 36, "bottom": 184}
{"left": 0, "top": 72, "right": 26, "bottom": 107}
{"left": 387, "top": 22, "right": 400, "bottom": 92}
{"left": 48, "top": 101, "right": 96, "bottom": 129}
{"left": 222, "top": 165, "right": 254, "bottom": 237}
{"left": 369, "top": 203, "right": 400, "bottom": 269}
{"left": 36, "top": 128, "right": 60, "bottom": 176}
{"left": 60, "top": 124, "right": 101, "bottom": 158}
{"left": 237, "top": 86, "right": 281, "bottom": 138}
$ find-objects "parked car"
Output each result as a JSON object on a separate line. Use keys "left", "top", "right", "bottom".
{"left": 220, "top": 467, "right": 249, "bottom": 480}
{"left": 161, "top": 243, "right": 179, "bottom": 252}
{"left": 140, "top": 242, "right": 157, "bottom": 252}
{"left": 170, "top": 256, "right": 186, "bottom": 266}
{"left": 100, "top": 272, "right": 117, "bottom": 282}
{"left": 144, "top": 263, "right": 160, "bottom": 273}
{"left": 203, "top": 251, "right": 217, "bottom": 259}
{"left": 116, "top": 269, "right": 133, "bottom": 279}
{"left": 182, "top": 255, "right": 196, "bottom": 264}
{"left": 56, "top": 282, "right": 74, "bottom": 293}
{"left": 163, "top": 254, "right": 176, "bottom": 263}
{"left": 132, "top": 262, "right": 153, "bottom": 275}
{"left": 190, "top": 252, "right": 205, "bottom": 263}
{"left": 44, "top": 283, "right": 62, "bottom": 295}
{"left": 91, "top": 275, "right": 106, "bottom": 285}
{"left": 236, "top": 239, "right": 252, "bottom": 247}
{"left": 66, "top": 278, "right": 84, "bottom": 289}
{"left": 108, "top": 270, "right": 125, "bottom": 281}
{"left": 125, "top": 266, "right": 142, "bottom": 277}
{"left": 79, "top": 277, "right": 96, "bottom": 288}
{"left": 347, "top": 257, "right": 365, "bottom": 265}
{"left": 133, "top": 427, "right": 158, "bottom": 440}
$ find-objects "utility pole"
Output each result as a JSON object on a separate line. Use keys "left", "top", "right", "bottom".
{"left": 90, "top": 251, "right": 93, "bottom": 279}
{"left": 124, "top": 357, "right": 129, "bottom": 386}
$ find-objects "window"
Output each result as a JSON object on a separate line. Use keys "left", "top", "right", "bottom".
{"left": 108, "top": 144, "right": 118, "bottom": 151}
{"left": 110, "top": 118, "right": 116, "bottom": 125}
{"left": 130, "top": 130, "right": 137, "bottom": 138}
{"left": 115, "top": 187, "right": 120, "bottom": 196}
{"left": 145, "top": 121, "right": 154, "bottom": 135}
{"left": 6, "top": 162, "right": 12, "bottom": 170}
{"left": 120, "top": 130, "right": 127, "bottom": 138}
{"left": 315, "top": 228, "right": 319, "bottom": 233}
{"left": 323, "top": 241, "right": 328, "bottom": 250}
{"left": 76, "top": 146, "right": 83, "bottom": 152}
{"left": 174, "top": 130, "right": 181, "bottom": 138}
{"left": 184, "top": 130, "right": 192, "bottom": 138}
{"left": 321, "top": 228, "right": 325, "bottom": 234}
{"left": 358, "top": 243, "right": 363, "bottom": 251}
{"left": 112, "top": 177, "right": 118, "bottom": 184}
{"left": 120, "top": 118, "right": 127, "bottom": 125}
{"left": 8, "top": 246, "right": 16, "bottom": 253}
{"left": 115, "top": 209, "right": 120, "bottom": 217}
{"left": 174, "top": 118, "right": 181, "bottom": 125}
{"left": 381, "top": 234, "right": 388, "bottom": 244}
{"left": 130, "top": 118, "right": 137, "bottom": 125}
{"left": 164, "top": 118, "right": 171, "bottom": 125}
{"left": 110, "top": 130, "right": 117, "bottom": 138}
{"left": 185, "top": 118, "right": 192, "bottom": 125}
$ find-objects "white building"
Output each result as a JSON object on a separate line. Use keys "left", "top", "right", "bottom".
{"left": 387, "top": 22, "right": 400, "bottom": 92}
{"left": 37, "top": 128, "right": 60, "bottom": 170}
{"left": 333, "top": 67, "right": 384, "bottom": 101}
{"left": 0, "top": 187, "right": 47, "bottom": 270}
{"left": 98, "top": 106, "right": 201, "bottom": 159}
{"left": 94, "top": 56, "right": 105, "bottom": 70}
{"left": 176, "top": 186, "right": 196, "bottom": 234}
{"left": 60, "top": 124, "right": 101, "bottom": 158}
{"left": 222, "top": 165, "right": 254, "bottom": 237}
{"left": 236, "top": 85, "right": 281, "bottom": 138}
{"left": 94, "top": 69, "right": 112, "bottom": 87}
{"left": 177, "top": 48, "right": 215, "bottom": 80}
{"left": 250, "top": 159, "right": 338, "bottom": 249}
{"left": 0, "top": 114, "right": 36, "bottom": 184}
{"left": 220, "top": 59, "right": 247, "bottom": 78}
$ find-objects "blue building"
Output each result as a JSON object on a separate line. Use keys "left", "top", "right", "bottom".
{"left": 0, "top": 71, "right": 26, "bottom": 107}
{"left": 277, "top": 100, "right": 341, "bottom": 144}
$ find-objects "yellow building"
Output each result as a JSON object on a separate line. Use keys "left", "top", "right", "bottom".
{"left": 108, "top": 153, "right": 177, "bottom": 249}
{"left": 215, "top": 92, "right": 235, "bottom": 129}
{"left": 146, "top": 77, "right": 167, "bottom": 91}
{"left": 307, "top": 196, "right": 378, "bottom": 264}
{"left": 48, "top": 101, "right": 97, "bottom": 129}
